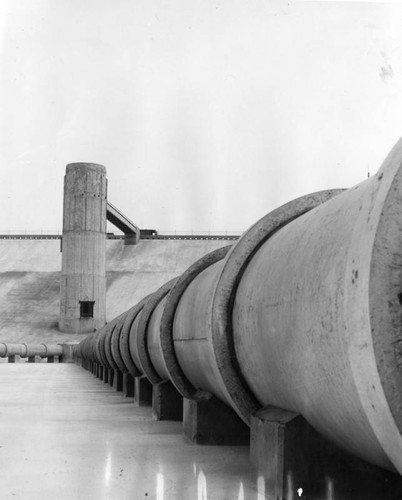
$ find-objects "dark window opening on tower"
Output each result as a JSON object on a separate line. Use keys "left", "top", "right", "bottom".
{"left": 80, "top": 301, "right": 95, "bottom": 318}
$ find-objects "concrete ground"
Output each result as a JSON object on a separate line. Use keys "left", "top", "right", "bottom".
{"left": 0, "top": 363, "right": 261, "bottom": 500}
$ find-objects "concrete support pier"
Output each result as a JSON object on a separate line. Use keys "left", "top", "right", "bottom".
{"left": 152, "top": 381, "right": 183, "bottom": 421}
{"left": 123, "top": 373, "right": 134, "bottom": 397}
{"left": 134, "top": 377, "right": 153, "bottom": 406}
{"left": 59, "top": 163, "right": 107, "bottom": 333}
{"left": 183, "top": 396, "right": 249, "bottom": 445}
{"left": 250, "top": 407, "right": 402, "bottom": 500}
{"left": 102, "top": 367, "right": 110, "bottom": 384}
{"left": 113, "top": 370, "right": 123, "bottom": 391}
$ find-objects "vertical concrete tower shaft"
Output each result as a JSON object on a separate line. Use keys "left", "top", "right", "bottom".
{"left": 59, "top": 163, "right": 107, "bottom": 333}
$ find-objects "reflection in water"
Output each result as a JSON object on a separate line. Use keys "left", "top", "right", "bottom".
{"left": 104, "top": 451, "right": 112, "bottom": 486}
{"left": 287, "top": 472, "right": 294, "bottom": 500}
{"left": 257, "top": 476, "right": 265, "bottom": 500}
{"left": 193, "top": 463, "right": 197, "bottom": 476}
{"left": 237, "top": 481, "right": 244, "bottom": 500}
{"left": 197, "top": 470, "right": 207, "bottom": 500}
{"left": 326, "top": 477, "right": 334, "bottom": 500}
{"left": 157, "top": 472, "right": 164, "bottom": 500}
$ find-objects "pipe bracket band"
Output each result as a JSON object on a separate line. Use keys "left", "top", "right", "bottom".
{"left": 20, "top": 343, "right": 29, "bottom": 358}
{"left": 110, "top": 313, "right": 129, "bottom": 373}
{"left": 119, "top": 296, "right": 152, "bottom": 378}
{"left": 137, "top": 278, "right": 179, "bottom": 385}
{"left": 160, "top": 246, "right": 232, "bottom": 399}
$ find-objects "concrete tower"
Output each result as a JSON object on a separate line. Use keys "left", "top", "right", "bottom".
{"left": 59, "top": 163, "right": 107, "bottom": 333}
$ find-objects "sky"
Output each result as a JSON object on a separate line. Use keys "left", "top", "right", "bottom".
{"left": 1, "top": 0, "right": 402, "bottom": 233}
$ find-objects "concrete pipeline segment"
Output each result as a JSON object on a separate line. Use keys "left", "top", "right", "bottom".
{"left": 0, "top": 342, "right": 76, "bottom": 362}
{"left": 75, "top": 139, "right": 402, "bottom": 476}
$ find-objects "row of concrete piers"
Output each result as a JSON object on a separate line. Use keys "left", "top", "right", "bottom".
{"left": 82, "top": 358, "right": 249, "bottom": 445}
{"left": 78, "top": 357, "right": 402, "bottom": 500}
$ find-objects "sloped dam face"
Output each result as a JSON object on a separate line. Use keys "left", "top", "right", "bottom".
{"left": 0, "top": 237, "right": 232, "bottom": 343}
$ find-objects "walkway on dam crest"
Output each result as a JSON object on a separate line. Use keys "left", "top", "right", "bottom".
{"left": 0, "top": 363, "right": 260, "bottom": 500}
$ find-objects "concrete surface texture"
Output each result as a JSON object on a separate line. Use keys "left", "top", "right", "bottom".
{"left": 0, "top": 363, "right": 258, "bottom": 500}
{"left": 233, "top": 144, "right": 402, "bottom": 473}
{"left": 59, "top": 163, "right": 107, "bottom": 333}
{"left": 0, "top": 238, "right": 233, "bottom": 343}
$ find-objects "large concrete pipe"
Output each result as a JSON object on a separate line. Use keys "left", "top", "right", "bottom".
{"left": 75, "top": 139, "right": 402, "bottom": 475}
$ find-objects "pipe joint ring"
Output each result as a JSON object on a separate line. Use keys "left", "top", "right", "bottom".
{"left": 110, "top": 314, "right": 129, "bottom": 374}
{"left": 120, "top": 296, "right": 153, "bottom": 378}
{"left": 160, "top": 246, "right": 232, "bottom": 399}
{"left": 136, "top": 278, "right": 178, "bottom": 385}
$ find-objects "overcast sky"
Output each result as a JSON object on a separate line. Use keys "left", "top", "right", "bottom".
{"left": 1, "top": 0, "right": 402, "bottom": 233}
